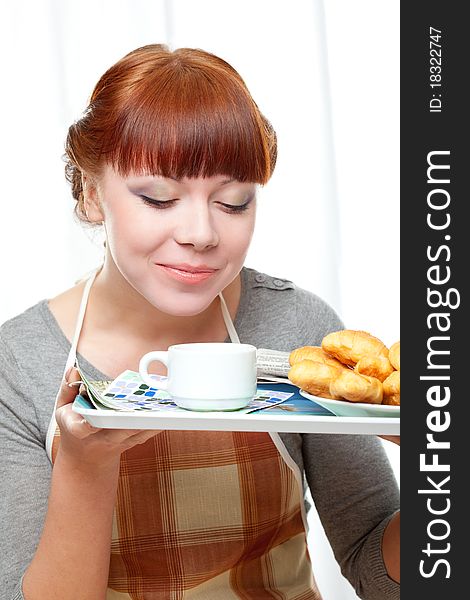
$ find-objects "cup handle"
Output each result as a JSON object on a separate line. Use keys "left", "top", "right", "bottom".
{"left": 138, "top": 351, "right": 169, "bottom": 390}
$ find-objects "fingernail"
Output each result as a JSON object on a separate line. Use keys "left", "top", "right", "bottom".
{"left": 67, "top": 380, "right": 83, "bottom": 388}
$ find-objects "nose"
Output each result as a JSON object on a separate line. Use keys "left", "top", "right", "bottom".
{"left": 173, "top": 202, "right": 219, "bottom": 250}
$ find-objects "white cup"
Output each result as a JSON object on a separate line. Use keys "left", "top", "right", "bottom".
{"left": 138, "top": 343, "right": 257, "bottom": 411}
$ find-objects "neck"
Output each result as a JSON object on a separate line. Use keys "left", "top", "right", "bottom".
{"left": 85, "top": 260, "right": 241, "bottom": 344}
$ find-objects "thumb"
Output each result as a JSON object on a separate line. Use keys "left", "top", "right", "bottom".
{"left": 56, "top": 367, "right": 83, "bottom": 409}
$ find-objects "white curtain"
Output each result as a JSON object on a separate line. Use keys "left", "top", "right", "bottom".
{"left": 0, "top": 2, "right": 399, "bottom": 598}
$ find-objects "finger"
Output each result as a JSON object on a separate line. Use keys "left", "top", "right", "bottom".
{"left": 99, "top": 427, "right": 162, "bottom": 447}
{"left": 56, "top": 404, "right": 100, "bottom": 439}
{"left": 120, "top": 429, "right": 163, "bottom": 449}
{"left": 56, "top": 367, "right": 83, "bottom": 410}
{"left": 72, "top": 418, "right": 100, "bottom": 439}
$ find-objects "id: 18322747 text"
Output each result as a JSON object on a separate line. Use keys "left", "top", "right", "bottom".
{"left": 429, "top": 26, "right": 443, "bottom": 113}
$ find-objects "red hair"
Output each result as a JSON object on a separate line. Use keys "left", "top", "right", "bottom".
{"left": 65, "top": 44, "right": 277, "bottom": 222}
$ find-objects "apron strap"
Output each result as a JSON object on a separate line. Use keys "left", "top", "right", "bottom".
{"left": 64, "top": 268, "right": 101, "bottom": 374}
{"left": 218, "top": 292, "right": 240, "bottom": 343}
{"left": 45, "top": 267, "right": 101, "bottom": 461}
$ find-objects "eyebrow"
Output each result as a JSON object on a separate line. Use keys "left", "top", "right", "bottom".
{"left": 167, "top": 176, "right": 236, "bottom": 186}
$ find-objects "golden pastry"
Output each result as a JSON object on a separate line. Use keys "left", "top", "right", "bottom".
{"left": 322, "top": 329, "right": 389, "bottom": 367}
{"left": 389, "top": 341, "right": 400, "bottom": 371}
{"left": 330, "top": 370, "right": 383, "bottom": 404}
{"left": 383, "top": 370, "right": 400, "bottom": 405}
{"left": 354, "top": 355, "right": 394, "bottom": 382}
{"left": 289, "top": 346, "right": 346, "bottom": 370}
{"left": 288, "top": 359, "right": 343, "bottom": 399}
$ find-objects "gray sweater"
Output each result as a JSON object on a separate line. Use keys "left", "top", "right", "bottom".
{"left": 0, "top": 267, "right": 400, "bottom": 599}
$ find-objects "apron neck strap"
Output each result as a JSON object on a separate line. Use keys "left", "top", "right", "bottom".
{"left": 63, "top": 267, "right": 100, "bottom": 376}
{"left": 64, "top": 269, "right": 240, "bottom": 375}
{"left": 218, "top": 291, "right": 240, "bottom": 344}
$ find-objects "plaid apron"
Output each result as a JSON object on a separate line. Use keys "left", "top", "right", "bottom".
{"left": 46, "top": 269, "right": 321, "bottom": 599}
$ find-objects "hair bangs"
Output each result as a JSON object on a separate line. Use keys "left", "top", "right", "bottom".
{"left": 103, "top": 64, "right": 276, "bottom": 184}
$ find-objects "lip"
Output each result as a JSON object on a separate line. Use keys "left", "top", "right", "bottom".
{"left": 156, "top": 263, "right": 219, "bottom": 284}
{"left": 159, "top": 263, "right": 218, "bottom": 273}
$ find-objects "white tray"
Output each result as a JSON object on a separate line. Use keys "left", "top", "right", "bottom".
{"left": 73, "top": 399, "right": 400, "bottom": 436}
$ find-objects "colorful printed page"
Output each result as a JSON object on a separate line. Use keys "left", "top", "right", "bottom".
{"left": 77, "top": 367, "right": 293, "bottom": 413}
{"left": 256, "top": 382, "right": 336, "bottom": 416}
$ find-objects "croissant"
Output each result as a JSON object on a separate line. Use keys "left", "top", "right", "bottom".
{"left": 289, "top": 346, "right": 346, "bottom": 370}
{"left": 354, "top": 355, "right": 394, "bottom": 382}
{"left": 322, "top": 330, "right": 389, "bottom": 367}
{"left": 389, "top": 341, "right": 400, "bottom": 371}
{"left": 383, "top": 370, "right": 400, "bottom": 405}
{"left": 288, "top": 359, "right": 343, "bottom": 399}
{"left": 330, "top": 370, "right": 383, "bottom": 404}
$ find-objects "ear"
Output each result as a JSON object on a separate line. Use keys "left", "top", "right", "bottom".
{"left": 82, "top": 174, "right": 104, "bottom": 223}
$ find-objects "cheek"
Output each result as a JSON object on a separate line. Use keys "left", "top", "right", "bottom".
{"left": 105, "top": 206, "right": 167, "bottom": 251}
{"left": 221, "top": 214, "right": 256, "bottom": 259}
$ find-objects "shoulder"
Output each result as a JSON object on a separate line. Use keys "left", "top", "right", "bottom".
{"left": 0, "top": 301, "right": 68, "bottom": 440}
{"left": 239, "top": 267, "right": 344, "bottom": 351}
{"left": 1, "top": 300, "right": 52, "bottom": 351}
{"left": 242, "top": 266, "right": 342, "bottom": 325}
{"left": 243, "top": 266, "right": 296, "bottom": 293}
{"left": 0, "top": 300, "right": 67, "bottom": 383}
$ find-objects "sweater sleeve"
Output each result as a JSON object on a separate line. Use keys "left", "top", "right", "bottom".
{"left": 293, "top": 288, "right": 400, "bottom": 599}
{"left": 0, "top": 332, "right": 53, "bottom": 600}
{"left": 294, "top": 285, "right": 344, "bottom": 346}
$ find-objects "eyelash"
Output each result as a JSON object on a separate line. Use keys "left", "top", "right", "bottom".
{"left": 221, "top": 202, "right": 251, "bottom": 214}
{"left": 139, "top": 195, "right": 252, "bottom": 213}
{"left": 139, "top": 196, "right": 176, "bottom": 209}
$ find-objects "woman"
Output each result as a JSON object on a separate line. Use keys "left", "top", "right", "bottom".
{"left": 0, "top": 44, "right": 399, "bottom": 599}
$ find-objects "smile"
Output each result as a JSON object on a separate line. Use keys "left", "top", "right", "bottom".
{"left": 156, "top": 263, "right": 219, "bottom": 284}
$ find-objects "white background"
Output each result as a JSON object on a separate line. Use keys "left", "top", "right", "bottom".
{"left": 0, "top": 2, "right": 399, "bottom": 598}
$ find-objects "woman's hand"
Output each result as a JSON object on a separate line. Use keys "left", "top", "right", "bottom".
{"left": 23, "top": 367, "right": 158, "bottom": 599}
{"left": 55, "top": 367, "right": 161, "bottom": 470}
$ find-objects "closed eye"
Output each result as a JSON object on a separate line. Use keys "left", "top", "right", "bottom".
{"left": 219, "top": 196, "right": 254, "bottom": 214}
{"left": 139, "top": 195, "right": 177, "bottom": 209}
{"left": 219, "top": 203, "right": 250, "bottom": 213}
{"left": 139, "top": 195, "right": 254, "bottom": 213}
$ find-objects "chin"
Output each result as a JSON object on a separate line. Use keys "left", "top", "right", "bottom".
{"left": 147, "top": 292, "right": 216, "bottom": 317}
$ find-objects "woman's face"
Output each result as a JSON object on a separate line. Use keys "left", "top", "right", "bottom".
{"left": 89, "top": 166, "right": 257, "bottom": 316}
